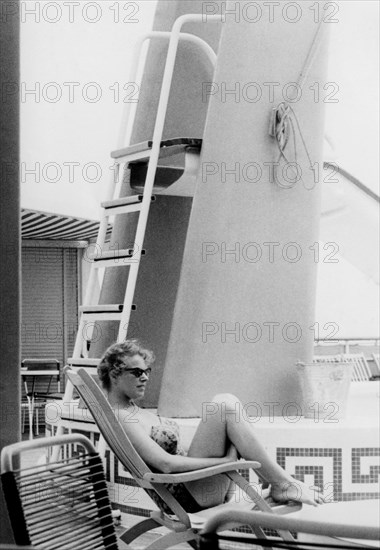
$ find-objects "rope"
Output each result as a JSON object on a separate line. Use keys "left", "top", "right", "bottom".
{"left": 269, "top": 18, "right": 326, "bottom": 188}
{"left": 297, "top": 18, "right": 326, "bottom": 92}
{"left": 271, "top": 102, "right": 315, "bottom": 188}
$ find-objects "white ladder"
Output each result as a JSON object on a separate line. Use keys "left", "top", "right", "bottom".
{"left": 54, "top": 14, "right": 221, "bottom": 445}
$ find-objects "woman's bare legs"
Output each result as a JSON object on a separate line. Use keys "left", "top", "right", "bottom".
{"left": 184, "top": 395, "right": 236, "bottom": 507}
{"left": 184, "top": 394, "right": 323, "bottom": 508}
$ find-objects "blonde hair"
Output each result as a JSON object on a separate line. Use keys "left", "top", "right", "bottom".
{"left": 97, "top": 339, "right": 155, "bottom": 391}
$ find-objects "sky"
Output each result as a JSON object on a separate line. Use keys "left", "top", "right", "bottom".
{"left": 325, "top": 0, "right": 379, "bottom": 194}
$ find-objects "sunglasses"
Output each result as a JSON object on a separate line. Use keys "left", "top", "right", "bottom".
{"left": 121, "top": 367, "right": 152, "bottom": 378}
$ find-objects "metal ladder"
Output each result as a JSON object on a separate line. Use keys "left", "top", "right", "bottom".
{"left": 53, "top": 14, "right": 221, "bottom": 445}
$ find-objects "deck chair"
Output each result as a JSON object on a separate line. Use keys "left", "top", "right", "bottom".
{"left": 313, "top": 354, "right": 372, "bottom": 382}
{"left": 372, "top": 353, "right": 380, "bottom": 378}
{"left": 313, "top": 355, "right": 339, "bottom": 363}
{"left": 1, "top": 434, "right": 119, "bottom": 550}
{"left": 200, "top": 509, "right": 380, "bottom": 550}
{"left": 21, "top": 358, "right": 61, "bottom": 437}
{"left": 341, "top": 353, "right": 373, "bottom": 382}
{"left": 64, "top": 367, "right": 301, "bottom": 550}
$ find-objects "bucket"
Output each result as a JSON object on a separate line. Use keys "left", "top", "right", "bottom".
{"left": 296, "top": 361, "right": 353, "bottom": 420}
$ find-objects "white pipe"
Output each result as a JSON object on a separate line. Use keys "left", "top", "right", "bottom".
{"left": 117, "top": 25, "right": 219, "bottom": 150}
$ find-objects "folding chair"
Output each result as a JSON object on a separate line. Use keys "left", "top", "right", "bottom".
{"left": 372, "top": 353, "right": 380, "bottom": 379}
{"left": 64, "top": 366, "right": 301, "bottom": 550}
{"left": 1, "top": 434, "right": 119, "bottom": 550}
{"left": 312, "top": 355, "right": 339, "bottom": 364}
{"left": 341, "top": 353, "right": 373, "bottom": 382}
{"left": 21, "top": 358, "right": 61, "bottom": 438}
{"left": 200, "top": 509, "right": 380, "bottom": 550}
{"left": 313, "top": 354, "right": 373, "bottom": 382}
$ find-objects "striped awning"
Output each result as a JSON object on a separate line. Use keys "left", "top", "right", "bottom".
{"left": 21, "top": 209, "right": 111, "bottom": 241}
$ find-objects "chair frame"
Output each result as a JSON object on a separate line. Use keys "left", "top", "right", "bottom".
{"left": 313, "top": 353, "right": 373, "bottom": 382}
{"left": 64, "top": 367, "right": 301, "bottom": 549}
{"left": 200, "top": 509, "right": 380, "bottom": 550}
{"left": 1, "top": 433, "right": 119, "bottom": 550}
{"left": 342, "top": 353, "right": 373, "bottom": 382}
{"left": 21, "top": 358, "right": 61, "bottom": 438}
{"left": 372, "top": 353, "right": 380, "bottom": 378}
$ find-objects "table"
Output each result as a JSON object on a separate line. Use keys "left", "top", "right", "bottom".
{"left": 21, "top": 366, "right": 60, "bottom": 439}
{"left": 295, "top": 499, "right": 380, "bottom": 547}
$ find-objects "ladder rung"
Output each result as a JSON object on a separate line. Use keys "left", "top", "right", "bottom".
{"left": 92, "top": 249, "right": 140, "bottom": 268}
{"left": 112, "top": 144, "right": 152, "bottom": 163}
{"left": 102, "top": 196, "right": 143, "bottom": 208}
{"left": 91, "top": 248, "right": 134, "bottom": 260}
{"left": 79, "top": 305, "right": 137, "bottom": 317}
{"left": 66, "top": 358, "right": 100, "bottom": 368}
{"left": 82, "top": 312, "right": 122, "bottom": 321}
{"left": 79, "top": 305, "right": 123, "bottom": 314}
{"left": 79, "top": 304, "right": 124, "bottom": 321}
{"left": 101, "top": 195, "right": 144, "bottom": 216}
{"left": 111, "top": 137, "right": 202, "bottom": 163}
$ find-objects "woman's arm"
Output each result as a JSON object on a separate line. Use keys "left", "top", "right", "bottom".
{"left": 158, "top": 453, "right": 233, "bottom": 474}
{"left": 123, "top": 419, "right": 231, "bottom": 474}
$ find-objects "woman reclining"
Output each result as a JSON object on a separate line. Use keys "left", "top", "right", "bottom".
{"left": 97, "top": 339, "right": 324, "bottom": 511}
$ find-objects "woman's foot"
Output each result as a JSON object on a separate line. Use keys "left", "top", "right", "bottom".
{"left": 270, "top": 479, "right": 325, "bottom": 507}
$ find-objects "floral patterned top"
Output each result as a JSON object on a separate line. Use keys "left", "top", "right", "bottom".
{"left": 150, "top": 417, "right": 186, "bottom": 456}
{"left": 148, "top": 416, "right": 201, "bottom": 515}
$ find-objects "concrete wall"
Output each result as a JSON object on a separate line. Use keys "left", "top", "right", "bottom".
{"left": 159, "top": 1, "right": 330, "bottom": 416}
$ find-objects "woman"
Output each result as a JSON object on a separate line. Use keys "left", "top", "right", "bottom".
{"left": 97, "top": 339, "right": 324, "bottom": 511}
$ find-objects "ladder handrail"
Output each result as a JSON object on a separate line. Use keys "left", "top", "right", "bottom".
{"left": 55, "top": 14, "right": 223, "bottom": 453}
{"left": 117, "top": 14, "right": 223, "bottom": 340}
{"left": 81, "top": 18, "right": 221, "bottom": 331}
{"left": 77, "top": 15, "right": 223, "bottom": 350}
{"left": 118, "top": 26, "right": 219, "bottom": 151}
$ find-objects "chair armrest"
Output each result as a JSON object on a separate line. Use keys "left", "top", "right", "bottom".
{"left": 142, "top": 460, "right": 261, "bottom": 484}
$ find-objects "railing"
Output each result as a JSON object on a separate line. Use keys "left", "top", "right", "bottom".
{"left": 315, "top": 337, "right": 379, "bottom": 354}
{"left": 314, "top": 338, "right": 380, "bottom": 378}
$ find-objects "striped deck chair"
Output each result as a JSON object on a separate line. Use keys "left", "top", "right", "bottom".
{"left": 341, "top": 353, "right": 372, "bottom": 382}
{"left": 1, "top": 434, "right": 118, "bottom": 550}
{"left": 313, "top": 354, "right": 373, "bottom": 381}
{"left": 372, "top": 353, "right": 380, "bottom": 379}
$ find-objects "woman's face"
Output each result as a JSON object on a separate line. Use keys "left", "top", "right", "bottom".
{"left": 111, "top": 354, "right": 150, "bottom": 402}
